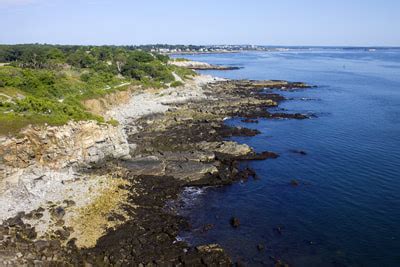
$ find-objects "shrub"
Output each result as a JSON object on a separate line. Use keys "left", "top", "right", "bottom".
{"left": 107, "top": 119, "right": 119, "bottom": 126}
{"left": 174, "top": 58, "right": 189, "bottom": 62}
{"left": 170, "top": 81, "right": 184, "bottom": 87}
{"left": 0, "top": 44, "right": 186, "bottom": 132}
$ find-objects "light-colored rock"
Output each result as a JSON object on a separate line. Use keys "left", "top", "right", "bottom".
{"left": 197, "top": 141, "right": 253, "bottom": 157}
{"left": 196, "top": 244, "right": 225, "bottom": 253}
{"left": 0, "top": 121, "right": 130, "bottom": 223}
{"left": 165, "top": 161, "right": 219, "bottom": 182}
{"left": 169, "top": 60, "right": 236, "bottom": 70}
{"left": 123, "top": 156, "right": 166, "bottom": 176}
{"left": 0, "top": 120, "right": 130, "bottom": 171}
{"left": 170, "top": 60, "right": 215, "bottom": 69}
{"left": 105, "top": 75, "right": 223, "bottom": 125}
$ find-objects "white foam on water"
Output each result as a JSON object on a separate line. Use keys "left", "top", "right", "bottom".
{"left": 178, "top": 186, "right": 208, "bottom": 212}
{"left": 183, "top": 186, "right": 205, "bottom": 196}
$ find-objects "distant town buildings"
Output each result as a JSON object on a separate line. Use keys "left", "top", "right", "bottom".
{"left": 139, "top": 45, "right": 384, "bottom": 54}
{"left": 145, "top": 45, "right": 282, "bottom": 54}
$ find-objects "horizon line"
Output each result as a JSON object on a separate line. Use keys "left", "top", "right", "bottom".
{"left": 1, "top": 43, "right": 400, "bottom": 48}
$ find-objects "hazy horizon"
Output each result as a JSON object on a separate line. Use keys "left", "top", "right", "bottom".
{"left": 1, "top": 43, "right": 400, "bottom": 48}
{"left": 1, "top": 0, "right": 399, "bottom": 46}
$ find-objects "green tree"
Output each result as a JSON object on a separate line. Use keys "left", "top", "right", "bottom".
{"left": 113, "top": 49, "right": 128, "bottom": 74}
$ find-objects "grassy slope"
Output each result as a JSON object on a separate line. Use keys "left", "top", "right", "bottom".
{"left": 0, "top": 64, "right": 196, "bottom": 136}
{"left": 0, "top": 66, "right": 120, "bottom": 134}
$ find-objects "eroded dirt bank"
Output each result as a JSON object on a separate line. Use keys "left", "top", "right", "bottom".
{"left": 0, "top": 77, "right": 312, "bottom": 266}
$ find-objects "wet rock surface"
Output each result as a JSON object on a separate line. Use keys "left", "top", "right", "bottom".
{"left": 230, "top": 217, "right": 241, "bottom": 228}
{"left": 0, "top": 79, "right": 312, "bottom": 265}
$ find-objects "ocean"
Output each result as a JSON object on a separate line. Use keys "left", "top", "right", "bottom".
{"left": 174, "top": 49, "right": 400, "bottom": 266}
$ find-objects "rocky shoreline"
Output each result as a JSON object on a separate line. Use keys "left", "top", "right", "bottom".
{"left": 169, "top": 60, "right": 240, "bottom": 70}
{"left": 0, "top": 75, "right": 312, "bottom": 266}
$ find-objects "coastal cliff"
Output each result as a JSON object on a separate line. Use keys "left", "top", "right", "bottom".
{"left": 0, "top": 120, "right": 132, "bottom": 244}
{"left": 0, "top": 67, "right": 311, "bottom": 265}
{"left": 0, "top": 75, "right": 215, "bottom": 223}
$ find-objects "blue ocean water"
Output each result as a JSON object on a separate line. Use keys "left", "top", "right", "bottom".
{"left": 174, "top": 50, "right": 400, "bottom": 266}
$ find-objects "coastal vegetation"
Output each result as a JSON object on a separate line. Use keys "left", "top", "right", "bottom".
{"left": 0, "top": 44, "right": 196, "bottom": 135}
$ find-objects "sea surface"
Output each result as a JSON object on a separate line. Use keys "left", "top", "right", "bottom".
{"left": 173, "top": 49, "right": 400, "bottom": 266}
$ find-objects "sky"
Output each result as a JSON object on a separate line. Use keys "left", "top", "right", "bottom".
{"left": 0, "top": 0, "right": 399, "bottom": 46}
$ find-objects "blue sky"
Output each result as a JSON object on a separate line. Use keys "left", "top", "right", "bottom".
{"left": 0, "top": 0, "right": 399, "bottom": 46}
